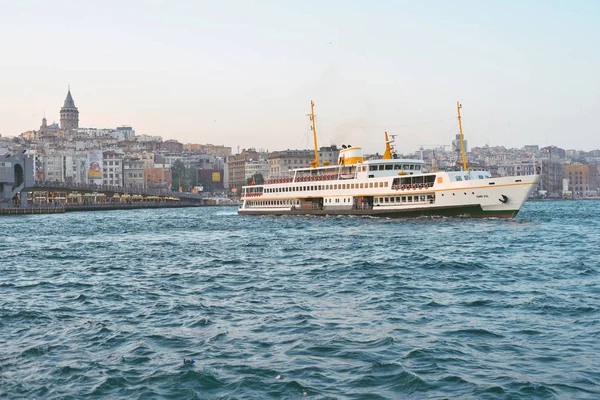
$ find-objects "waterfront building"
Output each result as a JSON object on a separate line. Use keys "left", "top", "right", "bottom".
{"left": 198, "top": 168, "right": 224, "bottom": 191}
{"left": 223, "top": 161, "right": 230, "bottom": 190}
{"left": 540, "top": 145, "right": 566, "bottom": 160}
{"left": 60, "top": 87, "right": 79, "bottom": 133}
{"left": 145, "top": 165, "right": 172, "bottom": 190}
{"left": 102, "top": 151, "right": 124, "bottom": 186}
{"left": 35, "top": 151, "right": 87, "bottom": 184}
{"left": 496, "top": 160, "right": 539, "bottom": 177}
{"left": 74, "top": 127, "right": 135, "bottom": 142}
{"left": 225, "top": 149, "right": 259, "bottom": 192}
{"left": 136, "top": 135, "right": 163, "bottom": 152}
{"left": 132, "top": 152, "right": 155, "bottom": 169}
{"left": 38, "top": 117, "right": 61, "bottom": 138}
{"left": 115, "top": 126, "right": 135, "bottom": 140}
{"left": 136, "top": 134, "right": 162, "bottom": 143}
{"left": 181, "top": 153, "right": 219, "bottom": 169}
{"left": 452, "top": 134, "right": 468, "bottom": 154}
{"left": 161, "top": 139, "right": 184, "bottom": 153}
{"left": 123, "top": 157, "right": 145, "bottom": 190}
{"left": 184, "top": 143, "right": 232, "bottom": 157}
{"left": 564, "top": 163, "right": 599, "bottom": 197}
{"left": 21, "top": 131, "right": 37, "bottom": 141}
{"left": 541, "top": 159, "right": 565, "bottom": 197}
{"left": 245, "top": 159, "right": 270, "bottom": 181}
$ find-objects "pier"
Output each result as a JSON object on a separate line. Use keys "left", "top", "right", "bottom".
{"left": 0, "top": 206, "right": 65, "bottom": 215}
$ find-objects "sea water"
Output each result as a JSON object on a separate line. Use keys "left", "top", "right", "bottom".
{"left": 1, "top": 201, "right": 599, "bottom": 399}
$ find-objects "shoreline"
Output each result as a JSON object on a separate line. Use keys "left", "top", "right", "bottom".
{"left": 0, "top": 202, "right": 237, "bottom": 216}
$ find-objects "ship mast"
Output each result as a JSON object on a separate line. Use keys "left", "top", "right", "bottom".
{"left": 456, "top": 101, "right": 468, "bottom": 171}
{"left": 382, "top": 131, "right": 394, "bottom": 159}
{"left": 309, "top": 100, "right": 319, "bottom": 168}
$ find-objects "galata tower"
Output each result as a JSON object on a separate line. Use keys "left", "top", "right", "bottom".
{"left": 60, "top": 86, "right": 79, "bottom": 132}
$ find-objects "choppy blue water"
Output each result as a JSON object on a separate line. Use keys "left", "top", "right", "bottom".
{"left": 1, "top": 201, "right": 599, "bottom": 399}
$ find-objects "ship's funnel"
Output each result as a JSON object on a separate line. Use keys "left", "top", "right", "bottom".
{"left": 338, "top": 147, "right": 364, "bottom": 165}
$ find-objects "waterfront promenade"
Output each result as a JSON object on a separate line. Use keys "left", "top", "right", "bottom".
{"left": 1, "top": 180, "right": 238, "bottom": 215}
{"left": 0, "top": 202, "right": 204, "bottom": 215}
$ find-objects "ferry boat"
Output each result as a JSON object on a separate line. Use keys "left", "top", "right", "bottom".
{"left": 238, "top": 102, "right": 540, "bottom": 218}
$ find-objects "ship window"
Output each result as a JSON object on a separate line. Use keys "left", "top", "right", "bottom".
{"left": 384, "top": 197, "right": 389, "bottom": 203}
{"left": 410, "top": 165, "right": 415, "bottom": 170}
{"left": 407, "top": 196, "right": 413, "bottom": 202}
{"left": 380, "top": 182, "right": 386, "bottom": 188}
{"left": 369, "top": 183, "right": 373, "bottom": 188}
{"left": 396, "top": 197, "right": 401, "bottom": 202}
{"left": 394, "top": 164, "right": 401, "bottom": 170}
{"left": 360, "top": 183, "right": 364, "bottom": 189}
{"left": 318, "top": 185, "right": 322, "bottom": 190}
{"left": 455, "top": 176, "right": 463, "bottom": 181}
{"left": 415, "top": 165, "right": 421, "bottom": 170}
{"left": 402, "top": 164, "right": 409, "bottom": 169}
{"left": 378, "top": 165, "right": 385, "bottom": 170}
{"left": 420, "top": 195, "right": 426, "bottom": 202}
{"left": 369, "top": 165, "right": 378, "bottom": 171}
{"left": 374, "top": 198, "right": 378, "bottom": 204}
{"left": 479, "top": 175, "right": 484, "bottom": 179}
{"left": 401, "top": 196, "right": 406, "bottom": 202}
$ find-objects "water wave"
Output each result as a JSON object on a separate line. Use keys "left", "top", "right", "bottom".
{"left": 1, "top": 201, "right": 599, "bottom": 398}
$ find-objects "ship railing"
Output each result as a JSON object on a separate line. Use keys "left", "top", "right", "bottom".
{"left": 263, "top": 174, "right": 343, "bottom": 185}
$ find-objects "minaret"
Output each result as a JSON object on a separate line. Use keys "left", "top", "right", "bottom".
{"left": 60, "top": 86, "right": 79, "bottom": 132}
{"left": 39, "top": 116, "right": 48, "bottom": 137}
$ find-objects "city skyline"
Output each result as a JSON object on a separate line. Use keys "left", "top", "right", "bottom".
{"left": 1, "top": 1, "right": 599, "bottom": 153}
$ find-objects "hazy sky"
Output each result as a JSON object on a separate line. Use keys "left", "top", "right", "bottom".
{"left": 1, "top": 0, "right": 598, "bottom": 153}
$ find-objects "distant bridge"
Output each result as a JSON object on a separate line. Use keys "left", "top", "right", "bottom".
{"left": 26, "top": 180, "right": 205, "bottom": 203}
{"left": 2, "top": 154, "right": 230, "bottom": 208}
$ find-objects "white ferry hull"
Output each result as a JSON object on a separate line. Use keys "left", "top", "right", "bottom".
{"left": 238, "top": 174, "right": 540, "bottom": 219}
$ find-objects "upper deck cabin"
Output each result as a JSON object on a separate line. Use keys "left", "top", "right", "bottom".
{"left": 446, "top": 170, "right": 492, "bottom": 182}
{"left": 260, "top": 158, "right": 428, "bottom": 185}
{"left": 365, "top": 159, "right": 427, "bottom": 178}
